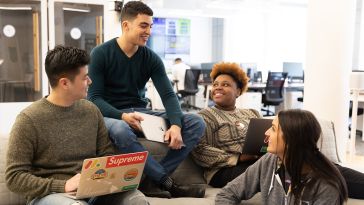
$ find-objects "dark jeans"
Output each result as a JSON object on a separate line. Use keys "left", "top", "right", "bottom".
{"left": 209, "top": 160, "right": 257, "bottom": 188}
{"left": 104, "top": 108, "right": 205, "bottom": 184}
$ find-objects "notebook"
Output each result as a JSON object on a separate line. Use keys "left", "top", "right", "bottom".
{"left": 135, "top": 112, "right": 168, "bottom": 143}
{"left": 64, "top": 151, "right": 148, "bottom": 199}
{"left": 241, "top": 118, "right": 273, "bottom": 156}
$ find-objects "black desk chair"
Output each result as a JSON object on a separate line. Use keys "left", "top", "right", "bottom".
{"left": 176, "top": 69, "right": 201, "bottom": 111}
{"left": 261, "top": 72, "right": 288, "bottom": 116}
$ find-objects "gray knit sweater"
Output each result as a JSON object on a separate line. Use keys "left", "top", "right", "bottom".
{"left": 191, "top": 106, "right": 260, "bottom": 183}
{"left": 5, "top": 98, "right": 115, "bottom": 203}
{"left": 216, "top": 153, "right": 342, "bottom": 205}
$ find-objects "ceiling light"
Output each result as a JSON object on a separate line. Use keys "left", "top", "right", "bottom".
{"left": 0, "top": 6, "right": 32, "bottom": 10}
{"left": 63, "top": 7, "right": 90, "bottom": 13}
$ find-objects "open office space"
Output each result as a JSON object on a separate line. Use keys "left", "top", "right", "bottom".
{"left": 0, "top": 0, "right": 364, "bottom": 204}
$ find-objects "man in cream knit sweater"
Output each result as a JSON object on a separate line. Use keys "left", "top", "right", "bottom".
{"left": 5, "top": 45, "right": 148, "bottom": 205}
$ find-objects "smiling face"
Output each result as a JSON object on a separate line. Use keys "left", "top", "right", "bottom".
{"left": 66, "top": 66, "right": 92, "bottom": 100}
{"left": 265, "top": 117, "right": 286, "bottom": 159}
{"left": 211, "top": 74, "right": 241, "bottom": 111}
{"left": 123, "top": 14, "right": 153, "bottom": 46}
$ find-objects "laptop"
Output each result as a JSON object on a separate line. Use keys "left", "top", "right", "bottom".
{"left": 135, "top": 112, "right": 168, "bottom": 143}
{"left": 64, "top": 151, "right": 148, "bottom": 199}
{"left": 241, "top": 118, "right": 273, "bottom": 156}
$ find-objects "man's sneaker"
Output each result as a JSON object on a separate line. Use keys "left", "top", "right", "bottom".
{"left": 167, "top": 182, "right": 206, "bottom": 198}
{"left": 139, "top": 177, "right": 172, "bottom": 198}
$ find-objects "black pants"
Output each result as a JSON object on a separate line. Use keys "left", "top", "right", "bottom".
{"left": 209, "top": 160, "right": 256, "bottom": 188}
{"left": 335, "top": 164, "right": 364, "bottom": 199}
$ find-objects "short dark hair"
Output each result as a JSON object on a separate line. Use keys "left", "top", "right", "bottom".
{"left": 174, "top": 58, "right": 182, "bottom": 62}
{"left": 121, "top": 1, "right": 153, "bottom": 22}
{"left": 45, "top": 45, "right": 90, "bottom": 88}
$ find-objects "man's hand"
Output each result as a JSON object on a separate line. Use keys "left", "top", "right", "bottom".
{"left": 164, "top": 125, "right": 184, "bottom": 149}
{"left": 121, "top": 113, "right": 143, "bottom": 131}
{"left": 65, "top": 173, "right": 81, "bottom": 193}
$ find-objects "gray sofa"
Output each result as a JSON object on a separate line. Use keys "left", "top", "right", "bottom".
{"left": 0, "top": 118, "right": 363, "bottom": 205}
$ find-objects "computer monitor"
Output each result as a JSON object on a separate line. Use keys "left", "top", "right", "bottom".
{"left": 200, "top": 62, "right": 216, "bottom": 83}
{"left": 240, "top": 63, "right": 257, "bottom": 82}
{"left": 283, "top": 62, "right": 304, "bottom": 82}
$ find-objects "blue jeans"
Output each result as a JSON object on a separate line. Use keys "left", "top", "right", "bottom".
{"left": 28, "top": 190, "right": 148, "bottom": 205}
{"left": 104, "top": 108, "right": 205, "bottom": 183}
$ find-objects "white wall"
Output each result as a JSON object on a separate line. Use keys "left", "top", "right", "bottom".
{"left": 189, "top": 16, "right": 212, "bottom": 64}
{"left": 103, "top": 10, "right": 121, "bottom": 41}
{"left": 359, "top": 2, "right": 364, "bottom": 69}
{"left": 223, "top": 6, "right": 306, "bottom": 79}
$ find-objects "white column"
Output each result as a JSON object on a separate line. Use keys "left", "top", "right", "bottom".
{"left": 304, "top": 0, "right": 356, "bottom": 161}
{"left": 104, "top": 1, "right": 121, "bottom": 41}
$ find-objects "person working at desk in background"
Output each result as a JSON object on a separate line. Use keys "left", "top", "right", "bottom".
{"left": 87, "top": 1, "right": 205, "bottom": 199}
{"left": 191, "top": 62, "right": 261, "bottom": 188}
{"left": 192, "top": 62, "right": 364, "bottom": 199}
{"left": 216, "top": 109, "right": 348, "bottom": 205}
{"left": 5, "top": 45, "right": 148, "bottom": 205}
{"left": 171, "top": 58, "right": 191, "bottom": 91}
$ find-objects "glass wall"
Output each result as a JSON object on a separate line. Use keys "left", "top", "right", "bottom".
{"left": 0, "top": 1, "right": 42, "bottom": 102}
{"left": 53, "top": 2, "right": 103, "bottom": 54}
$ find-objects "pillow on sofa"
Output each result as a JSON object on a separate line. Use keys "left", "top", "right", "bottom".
{"left": 317, "top": 119, "right": 341, "bottom": 163}
{"left": 0, "top": 137, "right": 26, "bottom": 205}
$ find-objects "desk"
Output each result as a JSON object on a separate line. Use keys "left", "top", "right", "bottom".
{"left": 350, "top": 90, "right": 364, "bottom": 156}
{"left": 248, "top": 82, "right": 304, "bottom": 92}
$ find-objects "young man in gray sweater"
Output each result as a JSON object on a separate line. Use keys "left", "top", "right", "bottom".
{"left": 5, "top": 45, "right": 148, "bottom": 205}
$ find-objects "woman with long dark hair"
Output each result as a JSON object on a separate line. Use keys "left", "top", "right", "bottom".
{"left": 216, "top": 109, "right": 348, "bottom": 205}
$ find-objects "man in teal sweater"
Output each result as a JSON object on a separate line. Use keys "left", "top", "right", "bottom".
{"left": 88, "top": 1, "right": 205, "bottom": 198}
{"left": 6, "top": 45, "right": 148, "bottom": 205}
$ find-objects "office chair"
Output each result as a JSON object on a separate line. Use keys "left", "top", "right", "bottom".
{"left": 261, "top": 72, "right": 288, "bottom": 116}
{"left": 177, "top": 69, "right": 201, "bottom": 111}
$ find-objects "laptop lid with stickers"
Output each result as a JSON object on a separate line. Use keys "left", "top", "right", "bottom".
{"left": 65, "top": 151, "right": 148, "bottom": 199}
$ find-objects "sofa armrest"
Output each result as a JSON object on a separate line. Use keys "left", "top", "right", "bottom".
{"left": 0, "top": 137, "right": 26, "bottom": 205}
{"left": 317, "top": 119, "right": 341, "bottom": 163}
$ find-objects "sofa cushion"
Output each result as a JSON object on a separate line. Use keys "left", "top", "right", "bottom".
{"left": 0, "top": 137, "right": 26, "bottom": 205}
{"left": 317, "top": 119, "right": 341, "bottom": 163}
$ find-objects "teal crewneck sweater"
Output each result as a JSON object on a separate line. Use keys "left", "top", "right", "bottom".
{"left": 88, "top": 38, "right": 182, "bottom": 127}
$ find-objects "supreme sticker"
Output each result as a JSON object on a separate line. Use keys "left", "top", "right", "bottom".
{"left": 106, "top": 152, "right": 147, "bottom": 168}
